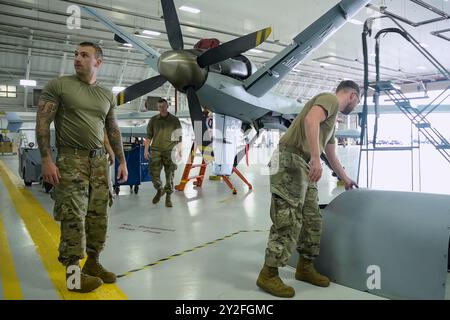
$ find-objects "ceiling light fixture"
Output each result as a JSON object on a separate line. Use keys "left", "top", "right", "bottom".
{"left": 179, "top": 6, "right": 200, "bottom": 14}
{"left": 142, "top": 30, "right": 161, "bottom": 36}
{"left": 135, "top": 33, "right": 154, "bottom": 39}
{"left": 20, "top": 79, "right": 36, "bottom": 87}
{"left": 349, "top": 18, "right": 363, "bottom": 25}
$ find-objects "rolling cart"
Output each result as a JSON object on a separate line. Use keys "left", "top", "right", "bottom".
{"left": 113, "top": 142, "right": 151, "bottom": 195}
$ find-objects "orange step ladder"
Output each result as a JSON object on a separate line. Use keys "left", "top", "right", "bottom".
{"left": 176, "top": 142, "right": 253, "bottom": 194}
{"left": 175, "top": 143, "right": 208, "bottom": 191}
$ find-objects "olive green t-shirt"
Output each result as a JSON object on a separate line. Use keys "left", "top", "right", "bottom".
{"left": 40, "top": 75, "right": 115, "bottom": 150}
{"left": 279, "top": 92, "right": 339, "bottom": 162}
{"left": 147, "top": 113, "right": 182, "bottom": 152}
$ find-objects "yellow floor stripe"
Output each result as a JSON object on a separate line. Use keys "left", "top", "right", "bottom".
{"left": 0, "top": 160, "right": 127, "bottom": 300}
{"left": 0, "top": 214, "right": 23, "bottom": 299}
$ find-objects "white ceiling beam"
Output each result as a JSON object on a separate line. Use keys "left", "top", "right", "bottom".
{"left": 59, "top": 39, "right": 70, "bottom": 76}
{"left": 116, "top": 58, "right": 128, "bottom": 87}
{"left": 23, "top": 32, "right": 33, "bottom": 112}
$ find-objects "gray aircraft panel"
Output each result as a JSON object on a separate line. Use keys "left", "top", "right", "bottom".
{"left": 288, "top": 189, "right": 450, "bottom": 300}
{"left": 197, "top": 73, "right": 299, "bottom": 123}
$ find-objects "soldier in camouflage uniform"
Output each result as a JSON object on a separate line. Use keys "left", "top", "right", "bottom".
{"left": 144, "top": 98, "right": 182, "bottom": 208}
{"left": 257, "top": 80, "right": 361, "bottom": 298}
{"left": 36, "top": 42, "right": 128, "bottom": 293}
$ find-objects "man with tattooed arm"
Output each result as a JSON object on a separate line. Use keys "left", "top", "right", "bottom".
{"left": 36, "top": 42, "right": 128, "bottom": 293}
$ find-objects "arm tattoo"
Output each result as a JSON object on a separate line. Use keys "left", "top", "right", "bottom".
{"left": 105, "top": 109, "right": 125, "bottom": 163}
{"left": 36, "top": 100, "right": 58, "bottom": 159}
{"left": 103, "top": 129, "right": 114, "bottom": 156}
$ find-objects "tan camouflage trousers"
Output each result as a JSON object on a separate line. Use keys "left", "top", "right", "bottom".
{"left": 150, "top": 149, "right": 177, "bottom": 194}
{"left": 53, "top": 152, "right": 112, "bottom": 266}
{"left": 264, "top": 148, "right": 322, "bottom": 268}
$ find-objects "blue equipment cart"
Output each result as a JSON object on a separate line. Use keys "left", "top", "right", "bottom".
{"left": 113, "top": 143, "right": 151, "bottom": 195}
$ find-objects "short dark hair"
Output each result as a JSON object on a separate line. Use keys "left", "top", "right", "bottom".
{"left": 158, "top": 98, "right": 168, "bottom": 105}
{"left": 336, "top": 80, "right": 360, "bottom": 96}
{"left": 78, "top": 41, "right": 103, "bottom": 59}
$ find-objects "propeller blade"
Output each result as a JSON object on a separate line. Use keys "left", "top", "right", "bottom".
{"left": 116, "top": 75, "right": 167, "bottom": 106}
{"left": 161, "top": 0, "right": 184, "bottom": 50}
{"left": 186, "top": 88, "right": 211, "bottom": 155}
{"left": 197, "top": 27, "right": 271, "bottom": 68}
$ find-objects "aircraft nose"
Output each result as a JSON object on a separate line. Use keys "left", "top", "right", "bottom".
{"left": 158, "top": 50, "right": 208, "bottom": 92}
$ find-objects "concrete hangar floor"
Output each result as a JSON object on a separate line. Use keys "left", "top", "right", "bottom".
{"left": 0, "top": 143, "right": 449, "bottom": 300}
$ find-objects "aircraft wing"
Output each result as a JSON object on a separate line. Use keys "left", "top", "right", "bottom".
{"left": 243, "top": 0, "right": 371, "bottom": 97}
{"left": 81, "top": 6, "right": 160, "bottom": 71}
{"left": 117, "top": 126, "right": 147, "bottom": 138}
{"left": 116, "top": 110, "right": 191, "bottom": 120}
{"left": 334, "top": 129, "right": 361, "bottom": 139}
{"left": 5, "top": 112, "right": 24, "bottom": 132}
{"left": 1, "top": 110, "right": 191, "bottom": 132}
{"left": 117, "top": 110, "right": 193, "bottom": 138}
{"left": 4, "top": 112, "right": 37, "bottom": 132}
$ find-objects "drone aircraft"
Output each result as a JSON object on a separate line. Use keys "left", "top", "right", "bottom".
{"left": 82, "top": 0, "right": 370, "bottom": 152}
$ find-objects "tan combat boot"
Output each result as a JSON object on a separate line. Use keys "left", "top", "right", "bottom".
{"left": 82, "top": 255, "right": 117, "bottom": 283}
{"left": 256, "top": 265, "right": 295, "bottom": 298}
{"left": 165, "top": 194, "right": 173, "bottom": 207}
{"left": 66, "top": 261, "right": 103, "bottom": 293}
{"left": 295, "top": 256, "right": 330, "bottom": 287}
{"left": 152, "top": 189, "right": 165, "bottom": 204}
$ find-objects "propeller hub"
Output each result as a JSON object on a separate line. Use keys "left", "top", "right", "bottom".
{"left": 158, "top": 49, "right": 208, "bottom": 93}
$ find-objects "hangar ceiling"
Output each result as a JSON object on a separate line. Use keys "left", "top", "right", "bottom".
{"left": 0, "top": 0, "right": 449, "bottom": 112}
